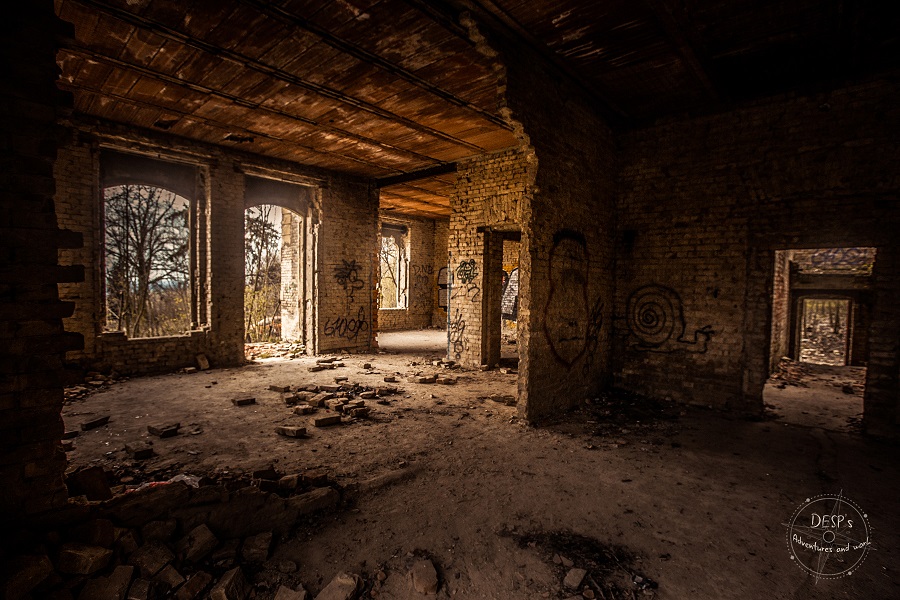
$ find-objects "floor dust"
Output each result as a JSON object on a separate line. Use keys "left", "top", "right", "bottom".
{"left": 61, "top": 332, "right": 899, "bottom": 599}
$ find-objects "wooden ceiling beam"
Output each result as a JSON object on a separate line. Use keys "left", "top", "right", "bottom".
{"left": 57, "top": 75, "right": 401, "bottom": 175}
{"left": 238, "top": 0, "right": 512, "bottom": 131}
{"left": 376, "top": 162, "right": 457, "bottom": 187}
{"left": 68, "top": 0, "right": 487, "bottom": 155}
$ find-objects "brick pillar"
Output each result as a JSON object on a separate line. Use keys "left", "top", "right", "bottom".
{"left": 0, "top": 1, "right": 84, "bottom": 520}
{"left": 864, "top": 243, "right": 899, "bottom": 436}
{"left": 481, "top": 230, "right": 504, "bottom": 367}
{"left": 281, "top": 210, "right": 302, "bottom": 341}
{"left": 316, "top": 177, "right": 378, "bottom": 354}
{"left": 206, "top": 161, "right": 245, "bottom": 365}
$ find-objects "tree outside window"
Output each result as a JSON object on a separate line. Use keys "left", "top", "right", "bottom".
{"left": 104, "top": 184, "right": 190, "bottom": 337}
{"left": 380, "top": 226, "right": 408, "bottom": 309}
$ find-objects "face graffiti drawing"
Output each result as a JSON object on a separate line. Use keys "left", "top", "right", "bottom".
{"left": 544, "top": 230, "right": 589, "bottom": 367}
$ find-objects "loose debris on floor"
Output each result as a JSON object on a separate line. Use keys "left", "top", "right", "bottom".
{"left": 7, "top": 468, "right": 344, "bottom": 599}
{"left": 769, "top": 357, "right": 865, "bottom": 393}
{"left": 506, "top": 530, "right": 657, "bottom": 599}
{"left": 543, "top": 389, "right": 682, "bottom": 450}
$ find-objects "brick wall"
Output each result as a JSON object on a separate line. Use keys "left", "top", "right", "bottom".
{"left": 378, "top": 215, "right": 437, "bottom": 331}
{"left": 316, "top": 177, "right": 378, "bottom": 353}
{"left": 500, "top": 40, "right": 618, "bottom": 423}
{"left": 769, "top": 250, "right": 791, "bottom": 372}
{"left": 452, "top": 148, "right": 531, "bottom": 366}
{"left": 0, "top": 2, "right": 80, "bottom": 519}
{"left": 55, "top": 138, "right": 100, "bottom": 357}
{"left": 615, "top": 79, "right": 900, "bottom": 435}
{"left": 54, "top": 120, "right": 377, "bottom": 371}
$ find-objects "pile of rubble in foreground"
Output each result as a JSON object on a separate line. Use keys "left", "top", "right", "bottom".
{"left": 4, "top": 472, "right": 343, "bottom": 600}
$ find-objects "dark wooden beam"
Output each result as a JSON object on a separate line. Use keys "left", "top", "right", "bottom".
{"left": 69, "top": 0, "right": 487, "bottom": 154}
{"left": 376, "top": 163, "right": 458, "bottom": 187}
{"left": 238, "top": 0, "right": 513, "bottom": 131}
{"left": 57, "top": 75, "right": 401, "bottom": 175}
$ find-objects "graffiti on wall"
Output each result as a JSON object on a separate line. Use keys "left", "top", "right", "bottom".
{"left": 544, "top": 229, "right": 596, "bottom": 368}
{"left": 333, "top": 259, "right": 364, "bottom": 306}
{"left": 324, "top": 306, "right": 369, "bottom": 341}
{"left": 327, "top": 259, "right": 368, "bottom": 342}
{"left": 456, "top": 259, "right": 478, "bottom": 284}
{"left": 410, "top": 264, "right": 434, "bottom": 312}
{"left": 809, "top": 247, "right": 869, "bottom": 268}
{"left": 625, "top": 284, "right": 714, "bottom": 353}
{"left": 451, "top": 259, "right": 480, "bottom": 303}
{"left": 448, "top": 309, "right": 467, "bottom": 359}
{"left": 500, "top": 267, "right": 519, "bottom": 321}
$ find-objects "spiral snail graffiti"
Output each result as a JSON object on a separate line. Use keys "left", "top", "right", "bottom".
{"left": 626, "top": 284, "right": 714, "bottom": 353}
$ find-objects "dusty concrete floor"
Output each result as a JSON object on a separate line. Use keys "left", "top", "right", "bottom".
{"left": 764, "top": 362, "right": 865, "bottom": 432}
{"left": 62, "top": 334, "right": 899, "bottom": 599}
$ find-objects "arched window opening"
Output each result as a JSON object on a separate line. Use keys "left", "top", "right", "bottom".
{"left": 103, "top": 184, "right": 191, "bottom": 337}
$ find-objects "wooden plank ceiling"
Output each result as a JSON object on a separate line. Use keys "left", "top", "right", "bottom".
{"left": 56, "top": 0, "right": 900, "bottom": 218}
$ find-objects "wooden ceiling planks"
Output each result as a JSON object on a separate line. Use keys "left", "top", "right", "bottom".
{"left": 58, "top": 0, "right": 518, "bottom": 218}
{"left": 63, "top": 0, "right": 898, "bottom": 217}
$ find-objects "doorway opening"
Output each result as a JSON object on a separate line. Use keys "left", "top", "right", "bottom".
{"left": 244, "top": 204, "right": 283, "bottom": 343}
{"left": 499, "top": 235, "right": 520, "bottom": 368}
{"left": 764, "top": 247, "right": 876, "bottom": 431}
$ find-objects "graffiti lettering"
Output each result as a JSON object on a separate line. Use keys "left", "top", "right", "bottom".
{"left": 448, "top": 309, "right": 467, "bottom": 359}
{"left": 412, "top": 264, "right": 434, "bottom": 276}
{"left": 333, "top": 259, "right": 364, "bottom": 305}
{"left": 411, "top": 271, "right": 432, "bottom": 312}
{"left": 626, "top": 284, "right": 714, "bottom": 353}
{"left": 456, "top": 259, "right": 478, "bottom": 284}
{"left": 810, "top": 248, "right": 868, "bottom": 268}
{"left": 501, "top": 267, "right": 519, "bottom": 321}
{"left": 451, "top": 282, "right": 481, "bottom": 303}
{"left": 324, "top": 306, "right": 369, "bottom": 341}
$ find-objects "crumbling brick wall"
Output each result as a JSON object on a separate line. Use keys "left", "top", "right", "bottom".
{"left": 0, "top": 2, "right": 81, "bottom": 519}
{"left": 452, "top": 148, "right": 530, "bottom": 367}
{"left": 615, "top": 79, "right": 900, "bottom": 435}
{"left": 378, "top": 215, "right": 437, "bottom": 331}
{"left": 500, "top": 44, "right": 617, "bottom": 423}
{"left": 54, "top": 121, "right": 378, "bottom": 372}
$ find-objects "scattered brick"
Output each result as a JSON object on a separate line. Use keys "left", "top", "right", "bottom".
{"left": 313, "top": 415, "right": 341, "bottom": 427}
{"left": 81, "top": 415, "right": 110, "bottom": 430}
{"left": 176, "top": 571, "right": 213, "bottom": 600}
{"left": 147, "top": 423, "right": 180, "bottom": 438}
{"left": 275, "top": 426, "right": 307, "bottom": 438}
{"left": 208, "top": 567, "right": 248, "bottom": 600}
{"left": 292, "top": 405, "right": 316, "bottom": 415}
{"left": 125, "top": 441, "right": 155, "bottom": 460}
{"left": 232, "top": 397, "right": 256, "bottom": 406}
{"left": 58, "top": 543, "right": 113, "bottom": 575}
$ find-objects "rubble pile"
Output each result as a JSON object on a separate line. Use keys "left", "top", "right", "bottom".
{"left": 245, "top": 343, "right": 307, "bottom": 361}
{"left": 508, "top": 530, "right": 658, "bottom": 600}
{"left": 64, "top": 373, "right": 125, "bottom": 404}
{"left": 6, "top": 472, "right": 342, "bottom": 600}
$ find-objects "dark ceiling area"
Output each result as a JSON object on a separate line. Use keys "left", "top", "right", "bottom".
{"left": 55, "top": 0, "right": 900, "bottom": 217}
